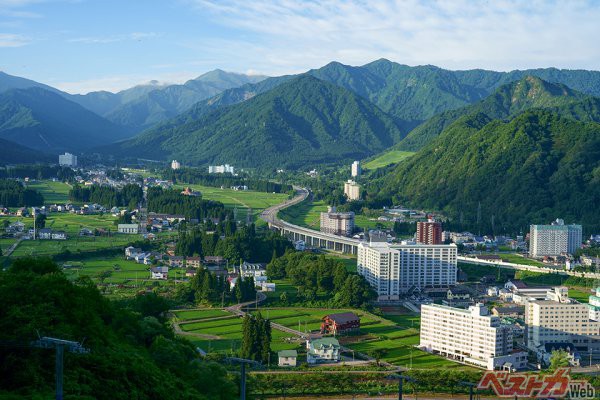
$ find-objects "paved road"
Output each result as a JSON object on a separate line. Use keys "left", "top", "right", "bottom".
{"left": 3, "top": 237, "right": 23, "bottom": 258}
{"left": 259, "top": 186, "right": 309, "bottom": 226}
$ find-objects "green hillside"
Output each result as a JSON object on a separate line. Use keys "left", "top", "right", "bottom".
{"left": 0, "top": 138, "right": 54, "bottom": 165}
{"left": 363, "top": 150, "right": 415, "bottom": 170}
{"left": 375, "top": 110, "right": 600, "bottom": 233}
{"left": 396, "top": 76, "right": 589, "bottom": 151}
{"left": 0, "top": 87, "right": 133, "bottom": 152}
{"left": 107, "top": 75, "right": 405, "bottom": 169}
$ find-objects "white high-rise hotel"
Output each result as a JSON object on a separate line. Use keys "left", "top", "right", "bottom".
{"left": 357, "top": 241, "right": 457, "bottom": 300}
{"left": 58, "top": 153, "right": 77, "bottom": 167}
{"left": 529, "top": 219, "right": 582, "bottom": 257}
{"left": 420, "top": 303, "right": 528, "bottom": 370}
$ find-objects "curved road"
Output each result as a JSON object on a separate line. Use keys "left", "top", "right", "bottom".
{"left": 259, "top": 186, "right": 309, "bottom": 226}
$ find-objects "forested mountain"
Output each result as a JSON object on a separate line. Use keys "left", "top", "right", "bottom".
{"left": 0, "top": 257, "right": 235, "bottom": 399}
{"left": 105, "top": 75, "right": 404, "bottom": 169}
{"left": 0, "top": 138, "right": 54, "bottom": 165}
{"left": 374, "top": 110, "right": 600, "bottom": 233}
{"left": 0, "top": 87, "right": 132, "bottom": 152}
{"left": 395, "top": 76, "right": 590, "bottom": 151}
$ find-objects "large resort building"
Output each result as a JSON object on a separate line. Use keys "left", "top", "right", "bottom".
{"left": 357, "top": 240, "right": 457, "bottom": 300}
{"left": 420, "top": 303, "right": 528, "bottom": 370}
{"left": 320, "top": 206, "right": 355, "bottom": 237}
{"left": 529, "top": 219, "right": 582, "bottom": 257}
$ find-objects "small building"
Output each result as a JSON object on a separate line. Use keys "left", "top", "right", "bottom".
{"left": 505, "top": 280, "right": 528, "bottom": 293}
{"left": 258, "top": 282, "right": 276, "bottom": 292}
{"left": 125, "top": 246, "right": 142, "bottom": 258}
{"left": 185, "top": 269, "right": 196, "bottom": 278}
{"left": 186, "top": 256, "right": 202, "bottom": 269}
{"left": 51, "top": 231, "right": 67, "bottom": 240}
{"left": 306, "top": 337, "right": 341, "bottom": 364}
{"left": 118, "top": 224, "right": 139, "bottom": 234}
{"left": 492, "top": 305, "right": 525, "bottom": 319}
{"left": 320, "top": 312, "right": 361, "bottom": 335}
{"left": 168, "top": 256, "right": 185, "bottom": 268}
{"left": 204, "top": 256, "right": 225, "bottom": 266}
{"left": 150, "top": 266, "right": 169, "bottom": 280}
{"left": 38, "top": 228, "right": 52, "bottom": 240}
{"left": 237, "top": 262, "right": 267, "bottom": 278}
{"left": 79, "top": 228, "right": 93, "bottom": 236}
{"left": 278, "top": 350, "right": 298, "bottom": 367}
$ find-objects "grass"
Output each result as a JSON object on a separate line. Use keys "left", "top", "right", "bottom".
{"left": 173, "top": 309, "right": 231, "bottom": 321}
{"left": 363, "top": 151, "right": 415, "bottom": 170}
{"left": 278, "top": 199, "right": 392, "bottom": 231}
{"left": 569, "top": 288, "right": 592, "bottom": 303}
{"left": 27, "top": 180, "right": 72, "bottom": 204}
{"left": 495, "top": 252, "right": 545, "bottom": 267}
{"left": 173, "top": 183, "right": 288, "bottom": 225}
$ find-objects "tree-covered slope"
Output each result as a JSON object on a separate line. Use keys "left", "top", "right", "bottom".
{"left": 0, "top": 87, "right": 133, "bottom": 152}
{"left": 107, "top": 75, "right": 404, "bottom": 169}
{"left": 0, "top": 258, "right": 235, "bottom": 399}
{"left": 394, "top": 76, "right": 591, "bottom": 151}
{"left": 0, "top": 138, "right": 54, "bottom": 165}
{"left": 376, "top": 110, "right": 600, "bottom": 233}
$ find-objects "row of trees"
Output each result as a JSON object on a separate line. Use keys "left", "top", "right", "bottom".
{"left": 267, "top": 251, "right": 376, "bottom": 308}
{"left": 176, "top": 268, "right": 257, "bottom": 305}
{"left": 164, "top": 168, "right": 292, "bottom": 194}
{"left": 147, "top": 187, "right": 230, "bottom": 221}
{"left": 240, "top": 313, "right": 271, "bottom": 364}
{"left": 0, "top": 165, "right": 75, "bottom": 180}
{"left": 176, "top": 224, "right": 292, "bottom": 263}
{"left": 69, "top": 183, "right": 143, "bottom": 208}
{"left": 0, "top": 179, "right": 44, "bottom": 206}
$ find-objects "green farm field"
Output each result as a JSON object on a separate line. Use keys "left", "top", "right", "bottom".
{"left": 27, "top": 180, "right": 72, "bottom": 204}
{"left": 173, "top": 183, "right": 289, "bottom": 224}
{"left": 363, "top": 150, "right": 415, "bottom": 170}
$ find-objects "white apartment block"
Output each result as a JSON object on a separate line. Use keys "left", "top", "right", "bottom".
{"left": 118, "top": 224, "right": 140, "bottom": 234}
{"left": 351, "top": 160, "right": 361, "bottom": 177}
{"left": 320, "top": 206, "right": 354, "bottom": 236}
{"left": 208, "top": 164, "right": 234, "bottom": 174}
{"left": 420, "top": 303, "right": 527, "bottom": 370}
{"left": 343, "top": 180, "right": 361, "bottom": 201}
{"left": 357, "top": 241, "right": 457, "bottom": 300}
{"left": 525, "top": 287, "right": 600, "bottom": 355}
{"left": 171, "top": 160, "right": 181, "bottom": 170}
{"left": 529, "top": 219, "right": 582, "bottom": 257}
{"left": 58, "top": 153, "right": 78, "bottom": 167}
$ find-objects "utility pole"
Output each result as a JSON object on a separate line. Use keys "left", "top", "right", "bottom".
{"left": 387, "top": 374, "right": 416, "bottom": 400}
{"left": 31, "top": 337, "right": 89, "bottom": 400}
{"left": 224, "top": 357, "right": 262, "bottom": 400}
{"left": 459, "top": 381, "right": 477, "bottom": 400}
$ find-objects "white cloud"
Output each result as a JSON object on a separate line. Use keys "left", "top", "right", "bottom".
{"left": 68, "top": 32, "right": 159, "bottom": 44}
{"left": 187, "top": 0, "right": 600, "bottom": 73}
{"left": 0, "top": 32, "right": 29, "bottom": 46}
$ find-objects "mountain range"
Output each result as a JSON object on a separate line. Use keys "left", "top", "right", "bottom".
{"left": 371, "top": 76, "right": 600, "bottom": 232}
{"left": 103, "top": 75, "right": 405, "bottom": 169}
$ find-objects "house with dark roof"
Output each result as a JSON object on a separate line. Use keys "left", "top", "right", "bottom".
{"left": 505, "top": 279, "right": 528, "bottom": 293}
{"left": 320, "top": 312, "right": 360, "bottom": 335}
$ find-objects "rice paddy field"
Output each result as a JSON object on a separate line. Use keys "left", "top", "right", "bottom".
{"left": 174, "top": 306, "right": 458, "bottom": 369}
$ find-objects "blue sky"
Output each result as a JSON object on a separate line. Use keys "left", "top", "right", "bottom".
{"left": 1, "top": 0, "right": 600, "bottom": 94}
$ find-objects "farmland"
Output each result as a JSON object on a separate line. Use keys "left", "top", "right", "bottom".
{"left": 173, "top": 183, "right": 289, "bottom": 225}
{"left": 26, "top": 180, "right": 72, "bottom": 204}
{"left": 173, "top": 306, "right": 458, "bottom": 369}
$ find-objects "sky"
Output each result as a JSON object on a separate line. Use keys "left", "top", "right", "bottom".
{"left": 1, "top": 0, "right": 600, "bottom": 94}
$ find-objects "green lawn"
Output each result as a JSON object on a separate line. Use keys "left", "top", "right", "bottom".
{"left": 495, "top": 253, "right": 545, "bottom": 267}
{"left": 363, "top": 151, "right": 415, "bottom": 170}
{"left": 27, "top": 180, "right": 72, "bottom": 204}
{"left": 173, "top": 183, "right": 288, "bottom": 225}
{"left": 173, "top": 309, "right": 231, "bottom": 321}
{"left": 278, "top": 199, "right": 327, "bottom": 229}
{"left": 569, "top": 288, "right": 592, "bottom": 303}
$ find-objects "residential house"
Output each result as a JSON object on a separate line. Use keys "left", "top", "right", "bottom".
{"left": 320, "top": 312, "right": 360, "bottom": 335}
{"left": 150, "top": 266, "right": 169, "bottom": 280}
{"left": 79, "top": 228, "right": 93, "bottom": 236}
{"left": 38, "top": 228, "right": 52, "bottom": 240}
{"left": 505, "top": 280, "right": 528, "bottom": 293}
{"left": 185, "top": 269, "right": 196, "bottom": 278}
{"left": 186, "top": 256, "right": 202, "bottom": 269}
{"left": 306, "top": 337, "right": 341, "bottom": 364}
{"left": 204, "top": 256, "right": 225, "bottom": 266}
{"left": 125, "top": 246, "right": 142, "bottom": 259}
{"left": 16, "top": 208, "right": 28, "bottom": 217}
{"left": 258, "top": 282, "right": 276, "bottom": 292}
{"left": 237, "top": 262, "right": 267, "bottom": 278}
{"left": 278, "top": 350, "right": 298, "bottom": 367}
{"left": 168, "top": 256, "right": 185, "bottom": 268}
